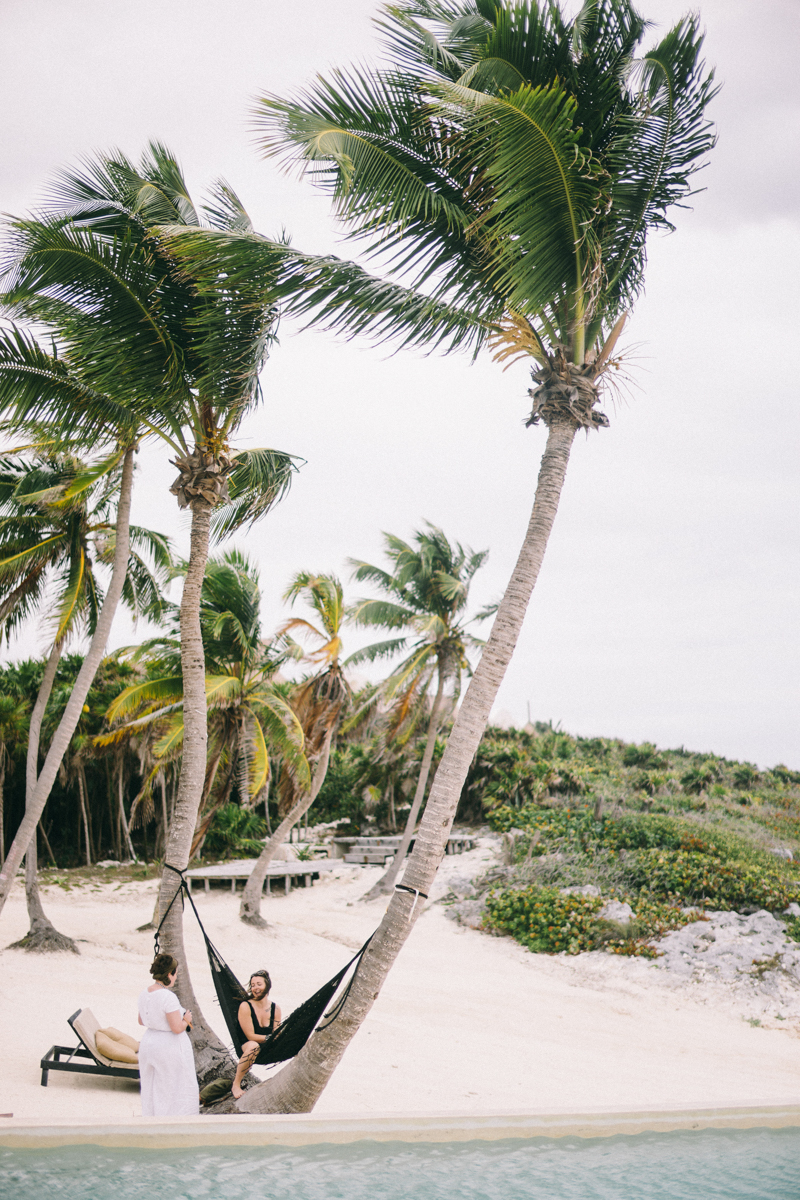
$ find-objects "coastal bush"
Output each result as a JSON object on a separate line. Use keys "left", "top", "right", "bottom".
{"left": 622, "top": 742, "right": 667, "bottom": 769}
{"left": 485, "top": 885, "right": 602, "bottom": 954}
{"left": 623, "top": 848, "right": 798, "bottom": 910}
{"left": 598, "top": 896, "right": 700, "bottom": 956}
{"left": 485, "top": 884, "right": 695, "bottom": 957}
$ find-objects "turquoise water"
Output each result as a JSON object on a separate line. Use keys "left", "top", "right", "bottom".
{"left": 2, "top": 1128, "right": 799, "bottom": 1199}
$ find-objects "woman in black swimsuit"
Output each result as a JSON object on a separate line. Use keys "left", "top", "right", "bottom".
{"left": 232, "top": 970, "right": 283, "bottom": 1099}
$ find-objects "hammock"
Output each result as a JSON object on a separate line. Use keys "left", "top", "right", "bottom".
{"left": 155, "top": 865, "right": 372, "bottom": 1066}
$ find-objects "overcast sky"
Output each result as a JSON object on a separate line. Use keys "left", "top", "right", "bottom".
{"left": 1, "top": 0, "right": 798, "bottom": 768}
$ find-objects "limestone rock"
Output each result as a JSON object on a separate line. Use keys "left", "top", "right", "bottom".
{"left": 598, "top": 900, "right": 634, "bottom": 925}
{"left": 654, "top": 910, "right": 800, "bottom": 983}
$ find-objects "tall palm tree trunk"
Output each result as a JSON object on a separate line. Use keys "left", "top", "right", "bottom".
{"left": 0, "top": 447, "right": 136, "bottom": 920}
{"left": 118, "top": 765, "right": 136, "bottom": 861}
{"left": 77, "top": 766, "right": 92, "bottom": 865}
{"left": 240, "top": 729, "right": 333, "bottom": 927}
{"left": 362, "top": 673, "right": 446, "bottom": 901}
{"left": 18, "top": 637, "right": 78, "bottom": 952}
{"left": 236, "top": 417, "right": 576, "bottom": 1114}
{"left": 154, "top": 498, "right": 230, "bottom": 1085}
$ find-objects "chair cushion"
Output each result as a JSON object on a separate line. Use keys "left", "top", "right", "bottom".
{"left": 99, "top": 1026, "right": 140, "bottom": 1053}
{"left": 71, "top": 1009, "right": 113, "bottom": 1066}
{"left": 95, "top": 1028, "right": 139, "bottom": 1064}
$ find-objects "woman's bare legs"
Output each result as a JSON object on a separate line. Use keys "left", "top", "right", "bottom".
{"left": 232, "top": 1041, "right": 259, "bottom": 1098}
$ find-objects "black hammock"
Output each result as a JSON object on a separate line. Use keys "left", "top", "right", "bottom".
{"left": 155, "top": 865, "right": 372, "bottom": 1066}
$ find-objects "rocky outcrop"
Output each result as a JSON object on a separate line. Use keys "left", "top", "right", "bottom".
{"left": 654, "top": 910, "right": 800, "bottom": 983}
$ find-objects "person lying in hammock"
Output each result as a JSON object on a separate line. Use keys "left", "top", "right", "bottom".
{"left": 232, "top": 969, "right": 282, "bottom": 1099}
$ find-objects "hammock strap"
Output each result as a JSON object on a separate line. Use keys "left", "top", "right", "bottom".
{"left": 316, "top": 934, "right": 373, "bottom": 1030}
{"left": 153, "top": 862, "right": 188, "bottom": 954}
{"left": 395, "top": 881, "right": 428, "bottom": 922}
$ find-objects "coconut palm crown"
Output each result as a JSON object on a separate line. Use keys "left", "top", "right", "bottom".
{"left": 347, "top": 523, "right": 488, "bottom": 895}
{"left": 257, "top": 0, "right": 716, "bottom": 400}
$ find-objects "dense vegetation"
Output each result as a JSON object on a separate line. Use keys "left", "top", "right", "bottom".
{"left": 469, "top": 725, "right": 800, "bottom": 955}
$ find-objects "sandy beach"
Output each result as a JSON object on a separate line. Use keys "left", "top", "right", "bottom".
{"left": 2, "top": 839, "right": 799, "bottom": 1123}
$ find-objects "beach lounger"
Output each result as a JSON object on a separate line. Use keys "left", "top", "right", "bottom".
{"left": 40, "top": 1008, "right": 140, "bottom": 1087}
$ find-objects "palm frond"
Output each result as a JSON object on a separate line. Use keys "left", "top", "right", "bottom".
{"left": 344, "top": 636, "right": 409, "bottom": 667}
{"left": 349, "top": 597, "right": 418, "bottom": 629}
{"left": 211, "top": 447, "right": 301, "bottom": 541}
{"left": 106, "top": 676, "right": 184, "bottom": 724}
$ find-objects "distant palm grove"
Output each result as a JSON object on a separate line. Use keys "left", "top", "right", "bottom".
{"left": 6, "top": 0, "right": 778, "bottom": 1113}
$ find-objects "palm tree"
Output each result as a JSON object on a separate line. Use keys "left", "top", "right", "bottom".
{"left": 99, "top": 549, "right": 309, "bottom": 859}
{"left": 0, "top": 689, "right": 27, "bottom": 867}
{"left": 231, "top": 0, "right": 716, "bottom": 1113}
{"left": 0, "top": 451, "right": 171, "bottom": 950}
{"left": 0, "top": 145, "right": 303, "bottom": 1074}
{"left": 239, "top": 571, "right": 350, "bottom": 925}
{"left": 347, "top": 524, "right": 488, "bottom": 898}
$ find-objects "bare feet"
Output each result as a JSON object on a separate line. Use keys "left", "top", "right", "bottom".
{"left": 231, "top": 1083, "right": 244, "bottom": 1099}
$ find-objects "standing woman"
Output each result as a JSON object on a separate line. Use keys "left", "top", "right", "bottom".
{"left": 138, "top": 953, "right": 199, "bottom": 1116}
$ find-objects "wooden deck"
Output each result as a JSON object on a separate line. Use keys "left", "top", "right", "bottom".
{"left": 185, "top": 858, "right": 338, "bottom": 895}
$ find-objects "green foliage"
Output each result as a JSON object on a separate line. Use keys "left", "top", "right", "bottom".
{"left": 622, "top": 742, "right": 666, "bottom": 769}
{"left": 201, "top": 803, "right": 266, "bottom": 859}
{"left": 485, "top": 884, "right": 602, "bottom": 954}
{"left": 784, "top": 916, "right": 800, "bottom": 944}
{"left": 486, "top": 881, "right": 702, "bottom": 958}
{"left": 259, "top": 0, "right": 717, "bottom": 375}
{"left": 313, "top": 745, "right": 373, "bottom": 830}
{"left": 681, "top": 762, "right": 722, "bottom": 794}
{"left": 624, "top": 849, "right": 798, "bottom": 911}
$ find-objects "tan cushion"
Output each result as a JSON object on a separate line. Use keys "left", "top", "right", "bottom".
{"left": 99, "top": 1026, "right": 140, "bottom": 1054}
{"left": 95, "top": 1029, "right": 139, "bottom": 1064}
{"left": 71, "top": 1009, "right": 113, "bottom": 1067}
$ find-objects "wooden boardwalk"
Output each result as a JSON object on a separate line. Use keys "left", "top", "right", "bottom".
{"left": 185, "top": 858, "right": 338, "bottom": 895}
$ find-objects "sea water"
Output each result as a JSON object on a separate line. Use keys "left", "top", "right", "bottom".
{"left": 1, "top": 1128, "right": 799, "bottom": 1200}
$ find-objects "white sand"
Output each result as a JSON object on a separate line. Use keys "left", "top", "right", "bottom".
{"left": 2, "top": 840, "right": 799, "bottom": 1122}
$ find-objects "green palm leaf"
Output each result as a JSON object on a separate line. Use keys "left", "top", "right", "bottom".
{"left": 211, "top": 447, "right": 301, "bottom": 541}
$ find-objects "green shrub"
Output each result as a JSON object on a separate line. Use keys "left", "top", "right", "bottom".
{"left": 622, "top": 742, "right": 666, "bottom": 769}
{"left": 681, "top": 762, "right": 721, "bottom": 794}
{"left": 784, "top": 916, "right": 800, "bottom": 943}
{"left": 600, "top": 895, "right": 700, "bottom": 956}
{"left": 485, "top": 885, "right": 602, "bottom": 954}
{"left": 485, "top": 884, "right": 696, "bottom": 957}
{"left": 202, "top": 803, "right": 266, "bottom": 859}
{"left": 624, "top": 848, "right": 797, "bottom": 910}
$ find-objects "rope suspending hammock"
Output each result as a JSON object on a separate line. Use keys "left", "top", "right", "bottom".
{"left": 155, "top": 865, "right": 373, "bottom": 1066}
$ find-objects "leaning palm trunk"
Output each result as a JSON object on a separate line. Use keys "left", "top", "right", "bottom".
{"left": 154, "top": 498, "right": 231, "bottom": 1084}
{"left": 236, "top": 416, "right": 576, "bottom": 1113}
{"left": 0, "top": 448, "right": 136, "bottom": 920}
{"left": 15, "top": 637, "right": 78, "bottom": 953}
{"left": 361, "top": 673, "right": 446, "bottom": 901}
{"left": 239, "top": 729, "right": 333, "bottom": 927}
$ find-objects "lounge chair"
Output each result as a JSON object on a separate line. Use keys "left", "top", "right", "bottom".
{"left": 40, "top": 1008, "right": 140, "bottom": 1087}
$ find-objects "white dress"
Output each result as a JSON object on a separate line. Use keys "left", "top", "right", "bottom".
{"left": 137, "top": 987, "right": 199, "bottom": 1116}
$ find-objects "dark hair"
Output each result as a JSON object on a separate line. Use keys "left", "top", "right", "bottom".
{"left": 150, "top": 953, "right": 178, "bottom": 985}
{"left": 247, "top": 969, "right": 271, "bottom": 998}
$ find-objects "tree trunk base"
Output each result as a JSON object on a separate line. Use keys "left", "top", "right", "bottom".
{"left": 193, "top": 1038, "right": 238, "bottom": 1090}
{"left": 136, "top": 921, "right": 157, "bottom": 932}
{"left": 239, "top": 909, "right": 268, "bottom": 929}
{"left": 203, "top": 1096, "right": 242, "bottom": 1115}
{"left": 9, "top": 917, "right": 79, "bottom": 954}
